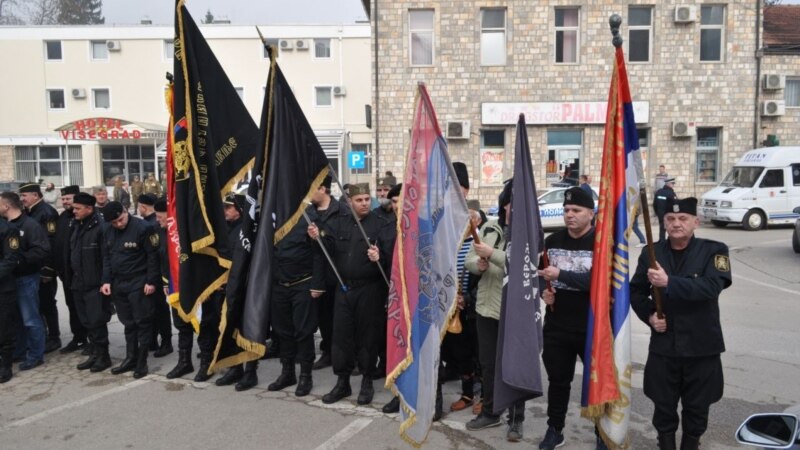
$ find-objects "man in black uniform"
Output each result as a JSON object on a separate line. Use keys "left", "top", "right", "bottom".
{"left": 69, "top": 193, "right": 113, "bottom": 372}
{"left": 631, "top": 197, "right": 732, "bottom": 450}
{"left": 19, "top": 182, "right": 61, "bottom": 353}
{"left": 0, "top": 217, "right": 21, "bottom": 383}
{"left": 101, "top": 202, "right": 160, "bottom": 379}
{"left": 653, "top": 178, "right": 677, "bottom": 242}
{"left": 137, "top": 193, "right": 157, "bottom": 223}
{"left": 138, "top": 193, "right": 172, "bottom": 356}
{"left": 308, "top": 183, "right": 396, "bottom": 405}
{"left": 54, "top": 185, "right": 89, "bottom": 354}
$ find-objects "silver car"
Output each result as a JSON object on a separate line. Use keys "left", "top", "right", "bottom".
{"left": 486, "top": 187, "right": 598, "bottom": 230}
{"left": 737, "top": 406, "right": 800, "bottom": 449}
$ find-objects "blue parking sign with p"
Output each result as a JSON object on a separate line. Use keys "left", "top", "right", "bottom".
{"left": 348, "top": 151, "right": 365, "bottom": 169}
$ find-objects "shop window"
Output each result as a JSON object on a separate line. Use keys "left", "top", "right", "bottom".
{"left": 696, "top": 128, "right": 721, "bottom": 183}
{"left": 14, "top": 145, "right": 83, "bottom": 186}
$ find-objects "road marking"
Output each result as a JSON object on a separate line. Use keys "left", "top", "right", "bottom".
{"left": 5, "top": 379, "right": 149, "bottom": 429}
{"left": 734, "top": 273, "right": 800, "bottom": 296}
{"left": 314, "top": 418, "right": 372, "bottom": 450}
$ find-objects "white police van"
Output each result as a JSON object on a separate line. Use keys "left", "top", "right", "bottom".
{"left": 699, "top": 147, "right": 800, "bottom": 231}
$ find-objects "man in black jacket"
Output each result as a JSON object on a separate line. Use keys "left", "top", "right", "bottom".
{"left": 54, "top": 185, "right": 88, "bottom": 354}
{"left": 0, "top": 217, "right": 21, "bottom": 383}
{"left": 69, "top": 193, "right": 113, "bottom": 372}
{"left": 138, "top": 193, "right": 172, "bottom": 356}
{"left": 630, "top": 198, "right": 732, "bottom": 450}
{"left": 101, "top": 202, "right": 160, "bottom": 379}
{"left": 19, "top": 182, "right": 61, "bottom": 353}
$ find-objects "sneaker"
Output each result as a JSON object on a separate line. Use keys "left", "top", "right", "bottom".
{"left": 539, "top": 426, "right": 565, "bottom": 450}
{"left": 507, "top": 421, "right": 523, "bottom": 442}
{"left": 465, "top": 414, "right": 502, "bottom": 431}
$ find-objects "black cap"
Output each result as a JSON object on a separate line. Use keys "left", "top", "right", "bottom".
{"left": 72, "top": 192, "right": 96, "bottom": 206}
{"left": 154, "top": 198, "right": 167, "bottom": 213}
{"left": 103, "top": 201, "right": 125, "bottom": 221}
{"left": 60, "top": 185, "right": 80, "bottom": 196}
{"left": 387, "top": 183, "right": 402, "bottom": 200}
{"left": 563, "top": 187, "right": 594, "bottom": 210}
{"left": 664, "top": 177, "right": 676, "bottom": 184}
{"left": 498, "top": 179, "right": 513, "bottom": 227}
{"left": 321, "top": 174, "right": 332, "bottom": 190}
{"left": 18, "top": 182, "right": 41, "bottom": 194}
{"left": 666, "top": 197, "right": 697, "bottom": 216}
{"left": 138, "top": 193, "right": 157, "bottom": 206}
{"left": 452, "top": 162, "right": 469, "bottom": 190}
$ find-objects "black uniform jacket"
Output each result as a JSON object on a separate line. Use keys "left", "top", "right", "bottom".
{"left": 27, "top": 200, "right": 59, "bottom": 278}
{"left": 653, "top": 186, "right": 677, "bottom": 219}
{"left": 102, "top": 216, "right": 160, "bottom": 287}
{"left": 311, "top": 198, "right": 348, "bottom": 288}
{"left": 274, "top": 212, "right": 325, "bottom": 291}
{"left": 53, "top": 209, "right": 74, "bottom": 279}
{"left": 319, "top": 210, "right": 396, "bottom": 283}
{"left": 0, "top": 219, "right": 21, "bottom": 295}
{"left": 9, "top": 214, "right": 50, "bottom": 277}
{"left": 69, "top": 211, "right": 105, "bottom": 290}
{"left": 630, "top": 235, "right": 732, "bottom": 358}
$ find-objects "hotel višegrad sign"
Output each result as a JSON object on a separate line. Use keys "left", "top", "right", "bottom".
{"left": 57, "top": 118, "right": 153, "bottom": 140}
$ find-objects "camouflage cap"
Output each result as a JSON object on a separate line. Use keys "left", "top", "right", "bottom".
{"left": 349, "top": 183, "right": 371, "bottom": 196}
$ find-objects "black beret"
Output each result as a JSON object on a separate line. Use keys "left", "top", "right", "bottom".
{"left": 18, "top": 182, "right": 42, "bottom": 194}
{"left": 60, "top": 185, "right": 80, "bottom": 196}
{"left": 138, "top": 193, "right": 157, "bottom": 206}
{"left": 72, "top": 192, "right": 96, "bottom": 206}
{"left": 452, "top": 162, "right": 469, "bottom": 190}
{"left": 666, "top": 197, "right": 697, "bottom": 216}
{"left": 154, "top": 198, "right": 167, "bottom": 213}
{"left": 387, "top": 183, "right": 402, "bottom": 200}
{"left": 103, "top": 201, "right": 125, "bottom": 221}
{"left": 563, "top": 187, "right": 594, "bottom": 210}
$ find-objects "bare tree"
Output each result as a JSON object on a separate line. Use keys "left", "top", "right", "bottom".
{"left": 25, "top": 0, "right": 60, "bottom": 25}
{"left": 0, "top": 0, "right": 24, "bottom": 24}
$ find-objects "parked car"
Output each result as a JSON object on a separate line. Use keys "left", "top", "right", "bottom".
{"left": 736, "top": 405, "right": 800, "bottom": 449}
{"left": 793, "top": 206, "right": 800, "bottom": 254}
{"left": 486, "top": 187, "right": 599, "bottom": 230}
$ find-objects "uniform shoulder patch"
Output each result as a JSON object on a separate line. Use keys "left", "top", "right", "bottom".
{"left": 47, "top": 221, "right": 56, "bottom": 234}
{"left": 149, "top": 233, "right": 160, "bottom": 247}
{"left": 8, "top": 236, "right": 19, "bottom": 250}
{"left": 714, "top": 254, "right": 730, "bottom": 272}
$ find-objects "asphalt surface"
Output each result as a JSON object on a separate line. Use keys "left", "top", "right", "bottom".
{"left": 1, "top": 223, "right": 798, "bottom": 449}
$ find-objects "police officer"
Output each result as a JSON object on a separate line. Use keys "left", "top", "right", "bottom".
{"left": 0, "top": 216, "right": 21, "bottom": 383}
{"left": 18, "top": 182, "right": 61, "bottom": 353}
{"left": 101, "top": 202, "right": 160, "bottom": 379}
{"left": 138, "top": 193, "right": 172, "bottom": 355}
{"left": 631, "top": 197, "right": 732, "bottom": 450}
{"left": 54, "top": 185, "right": 89, "bottom": 354}
{"left": 0, "top": 192, "right": 49, "bottom": 371}
{"left": 69, "top": 193, "right": 112, "bottom": 372}
{"left": 653, "top": 178, "right": 677, "bottom": 242}
{"left": 308, "top": 183, "right": 396, "bottom": 406}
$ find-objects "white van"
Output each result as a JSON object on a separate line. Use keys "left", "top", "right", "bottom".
{"left": 699, "top": 146, "right": 800, "bottom": 230}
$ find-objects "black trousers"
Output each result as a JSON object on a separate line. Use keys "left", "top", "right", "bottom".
{"left": 111, "top": 279, "right": 155, "bottom": 351}
{"left": 271, "top": 281, "right": 318, "bottom": 364}
{"left": 72, "top": 288, "right": 111, "bottom": 346}
{"left": 657, "top": 216, "right": 667, "bottom": 242}
{"left": 197, "top": 292, "right": 222, "bottom": 358}
{"left": 39, "top": 278, "right": 59, "bottom": 339}
{"left": 644, "top": 353, "right": 723, "bottom": 437}
{"left": 170, "top": 306, "right": 195, "bottom": 351}
{"left": 541, "top": 324, "right": 586, "bottom": 430}
{"left": 62, "top": 281, "right": 87, "bottom": 342}
{"left": 317, "top": 286, "right": 335, "bottom": 354}
{"left": 331, "top": 281, "right": 386, "bottom": 378}
{"left": 476, "top": 314, "right": 526, "bottom": 422}
{"left": 442, "top": 309, "right": 479, "bottom": 377}
{"left": 0, "top": 295, "right": 20, "bottom": 361}
{"left": 151, "top": 290, "right": 172, "bottom": 344}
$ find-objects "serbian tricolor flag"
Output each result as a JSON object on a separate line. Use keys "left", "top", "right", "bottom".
{"left": 385, "top": 83, "right": 470, "bottom": 447}
{"left": 580, "top": 44, "right": 642, "bottom": 449}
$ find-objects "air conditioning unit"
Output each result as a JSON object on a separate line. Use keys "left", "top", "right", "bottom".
{"left": 295, "top": 39, "right": 310, "bottom": 51}
{"left": 762, "top": 100, "right": 785, "bottom": 116}
{"left": 71, "top": 88, "right": 86, "bottom": 99}
{"left": 672, "top": 120, "right": 697, "bottom": 138}
{"left": 279, "top": 39, "right": 293, "bottom": 50}
{"left": 762, "top": 74, "right": 786, "bottom": 91}
{"left": 446, "top": 120, "right": 471, "bottom": 140}
{"left": 674, "top": 6, "right": 697, "bottom": 23}
{"left": 333, "top": 86, "right": 347, "bottom": 97}
{"left": 106, "top": 40, "right": 121, "bottom": 51}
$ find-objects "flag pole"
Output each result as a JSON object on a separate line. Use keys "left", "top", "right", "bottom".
{"left": 301, "top": 208, "right": 348, "bottom": 293}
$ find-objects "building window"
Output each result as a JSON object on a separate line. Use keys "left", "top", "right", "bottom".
{"left": 91, "top": 40, "right": 108, "bottom": 60}
{"left": 480, "top": 8, "right": 507, "bottom": 66}
{"left": 479, "top": 130, "right": 505, "bottom": 185}
{"left": 164, "top": 40, "right": 175, "bottom": 60}
{"left": 315, "top": 86, "right": 332, "bottom": 107}
{"left": 555, "top": 8, "right": 579, "bottom": 64}
{"left": 314, "top": 38, "right": 331, "bottom": 58}
{"left": 47, "top": 89, "right": 65, "bottom": 110}
{"left": 628, "top": 6, "right": 652, "bottom": 63}
{"left": 547, "top": 129, "right": 583, "bottom": 186}
{"left": 786, "top": 78, "right": 800, "bottom": 107}
{"left": 350, "top": 143, "right": 372, "bottom": 175}
{"left": 101, "top": 144, "right": 156, "bottom": 186}
{"left": 45, "top": 40, "right": 62, "bottom": 61}
{"left": 696, "top": 128, "right": 721, "bottom": 183}
{"left": 14, "top": 145, "right": 83, "bottom": 186}
{"left": 700, "top": 5, "right": 725, "bottom": 62}
{"left": 409, "top": 9, "right": 434, "bottom": 66}
{"left": 261, "top": 38, "right": 280, "bottom": 58}
{"left": 92, "top": 88, "right": 110, "bottom": 109}
{"left": 235, "top": 87, "right": 244, "bottom": 100}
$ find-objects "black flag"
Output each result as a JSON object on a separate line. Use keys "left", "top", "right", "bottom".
{"left": 212, "top": 46, "right": 330, "bottom": 369}
{"left": 172, "top": 0, "right": 258, "bottom": 323}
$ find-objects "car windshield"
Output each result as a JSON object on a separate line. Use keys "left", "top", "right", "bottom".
{"left": 720, "top": 166, "right": 764, "bottom": 188}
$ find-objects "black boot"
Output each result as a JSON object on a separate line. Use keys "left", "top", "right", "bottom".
{"left": 322, "top": 375, "right": 352, "bottom": 404}
{"left": 215, "top": 364, "right": 243, "bottom": 386}
{"left": 90, "top": 345, "right": 112, "bottom": 372}
{"left": 0, "top": 355, "right": 12, "bottom": 383}
{"left": 658, "top": 432, "right": 677, "bottom": 450}
{"left": 193, "top": 355, "right": 213, "bottom": 382}
{"left": 76, "top": 343, "right": 97, "bottom": 370}
{"left": 295, "top": 362, "right": 313, "bottom": 397}
{"left": 167, "top": 350, "right": 195, "bottom": 379}
{"left": 433, "top": 382, "right": 443, "bottom": 421}
{"left": 235, "top": 361, "right": 259, "bottom": 391}
{"left": 268, "top": 359, "right": 297, "bottom": 391}
{"left": 133, "top": 348, "right": 149, "bottom": 379}
{"left": 154, "top": 339, "right": 173, "bottom": 358}
{"left": 382, "top": 396, "right": 400, "bottom": 414}
{"left": 680, "top": 434, "right": 700, "bottom": 450}
{"left": 357, "top": 376, "right": 374, "bottom": 405}
{"left": 111, "top": 341, "right": 137, "bottom": 375}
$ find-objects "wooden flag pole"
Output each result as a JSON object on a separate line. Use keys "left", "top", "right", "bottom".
{"left": 639, "top": 190, "right": 664, "bottom": 318}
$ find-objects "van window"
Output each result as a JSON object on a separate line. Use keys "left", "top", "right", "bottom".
{"left": 721, "top": 166, "right": 763, "bottom": 187}
{"left": 792, "top": 164, "right": 800, "bottom": 186}
{"left": 759, "top": 169, "right": 784, "bottom": 188}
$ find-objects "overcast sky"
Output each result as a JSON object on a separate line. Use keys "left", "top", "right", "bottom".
{"left": 102, "top": 0, "right": 368, "bottom": 25}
